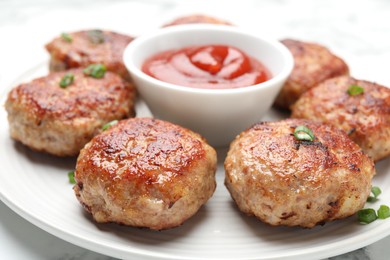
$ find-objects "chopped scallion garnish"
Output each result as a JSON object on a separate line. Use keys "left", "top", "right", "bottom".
{"left": 357, "top": 208, "right": 377, "bottom": 224}
{"left": 378, "top": 205, "right": 390, "bottom": 219}
{"left": 358, "top": 186, "right": 389, "bottom": 224}
{"left": 367, "top": 186, "right": 382, "bottom": 202}
{"left": 347, "top": 85, "right": 364, "bottom": 96}
{"left": 83, "top": 64, "right": 107, "bottom": 78}
{"left": 59, "top": 73, "right": 74, "bottom": 88}
{"left": 102, "top": 120, "right": 118, "bottom": 131}
{"left": 88, "top": 29, "right": 105, "bottom": 44}
{"left": 293, "top": 125, "right": 315, "bottom": 141}
{"left": 61, "top": 32, "right": 72, "bottom": 43}
{"left": 68, "top": 171, "right": 76, "bottom": 184}
{"left": 372, "top": 186, "right": 382, "bottom": 198}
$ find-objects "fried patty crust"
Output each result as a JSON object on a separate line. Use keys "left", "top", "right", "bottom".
{"left": 45, "top": 30, "right": 134, "bottom": 81}
{"left": 292, "top": 76, "right": 390, "bottom": 161}
{"left": 74, "top": 118, "right": 217, "bottom": 230}
{"left": 225, "top": 119, "right": 375, "bottom": 228}
{"left": 274, "top": 39, "right": 349, "bottom": 110}
{"left": 5, "top": 68, "right": 135, "bottom": 156}
{"left": 163, "top": 14, "right": 232, "bottom": 27}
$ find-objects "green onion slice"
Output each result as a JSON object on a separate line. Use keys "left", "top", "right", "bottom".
{"left": 293, "top": 125, "right": 315, "bottom": 141}
{"left": 68, "top": 171, "right": 76, "bottom": 184}
{"left": 367, "top": 186, "right": 382, "bottom": 202}
{"left": 102, "top": 120, "right": 118, "bottom": 131}
{"left": 61, "top": 32, "right": 72, "bottom": 43}
{"left": 83, "top": 64, "right": 107, "bottom": 78}
{"left": 59, "top": 73, "right": 74, "bottom": 88}
{"left": 371, "top": 186, "right": 382, "bottom": 198}
{"left": 357, "top": 208, "right": 377, "bottom": 224}
{"left": 347, "top": 85, "right": 364, "bottom": 96}
{"left": 88, "top": 29, "right": 105, "bottom": 44}
{"left": 378, "top": 205, "right": 390, "bottom": 219}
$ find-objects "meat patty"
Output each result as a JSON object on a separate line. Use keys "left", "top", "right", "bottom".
{"left": 163, "top": 14, "right": 232, "bottom": 27}
{"left": 225, "top": 119, "right": 375, "bottom": 228}
{"left": 274, "top": 39, "right": 349, "bottom": 110}
{"left": 291, "top": 76, "right": 390, "bottom": 162}
{"left": 45, "top": 30, "right": 134, "bottom": 81}
{"left": 73, "top": 118, "right": 217, "bottom": 230}
{"left": 5, "top": 68, "right": 135, "bottom": 156}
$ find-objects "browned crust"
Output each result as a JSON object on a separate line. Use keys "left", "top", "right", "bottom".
{"left": 225, "top": 118, "right": 375, "bottom": 227}
{"left": 75, "top": 118, "right": 214, "bottom": 206}
{"left": 274, "top": 39, "right": 349, "bottom": 110}
{"left": 233, "top": 119, "right": 370, "bottom": 182}
{"left": 5, "top": 69, "right": 135, "bottom": 156}
{"left": 7, "top": 69, "right": 135, "bottom": 123}
{"left": 291, "top": 76, "right": 390, "bottom": 161}
{"left": 45, "top": 30, "right": 134, "bottom": 80}
{"left": 162, "top": 14, "right": 232, "bottom": 27}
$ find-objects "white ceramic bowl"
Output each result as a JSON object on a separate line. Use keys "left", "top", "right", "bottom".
{"left": 124, "top": 24, "right": 293, "bottom": 147}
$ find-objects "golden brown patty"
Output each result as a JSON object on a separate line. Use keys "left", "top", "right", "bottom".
{"left": 292, "top": 76, "right": 390, "bottom": 161}
{"left": 45, "top": 30, "right": 134, "bottom": 80}
{"left": 74, "top": 118, "right": 217, "bottom": 230}
{"left": 225, "top": 119, "right": 375, "bottom": 228}
{"left": 274, "top": 39, "right": 349, "bottom": 110}
{"left": 163, "top": 14, "right": 232, "bottom": 27}
{"left": 5, "top": 68, "right": 135, "bottom": 156}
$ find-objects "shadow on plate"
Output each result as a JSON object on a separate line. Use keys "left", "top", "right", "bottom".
{"left": 227, "top": 200, "right": 362, "bottom": 245}
{"left": 13, "top": 141, "right": 77, "bottom": 170}
{"left": 87, "top": 203, "right": 211, "bottom": 244}
{"left": 375, "top": 158, "right": 390, "bottom": 177}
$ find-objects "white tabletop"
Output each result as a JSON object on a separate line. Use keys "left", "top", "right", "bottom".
{"left": 1, "top": 0, "right": 390, "bottom": 259}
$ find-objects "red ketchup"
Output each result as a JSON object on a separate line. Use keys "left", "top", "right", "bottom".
{"left": 142, "top": 45, "right": 271, "bottom": 89}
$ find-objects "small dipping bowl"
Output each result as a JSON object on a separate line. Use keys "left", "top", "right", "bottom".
{"left": 124, "top": 24, "right": 293, "bottom": 147}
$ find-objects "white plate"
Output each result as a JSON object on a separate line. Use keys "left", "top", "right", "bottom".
{"left": 1, "top": 63, "right": 390, "bottom": 260}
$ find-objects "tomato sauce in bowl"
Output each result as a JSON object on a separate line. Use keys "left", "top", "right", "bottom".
{"left": 142, "top": 45, "right": 271, "bottom": 89}
{"left": 123, "top": 24, "right": 294, "bottom": 146}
